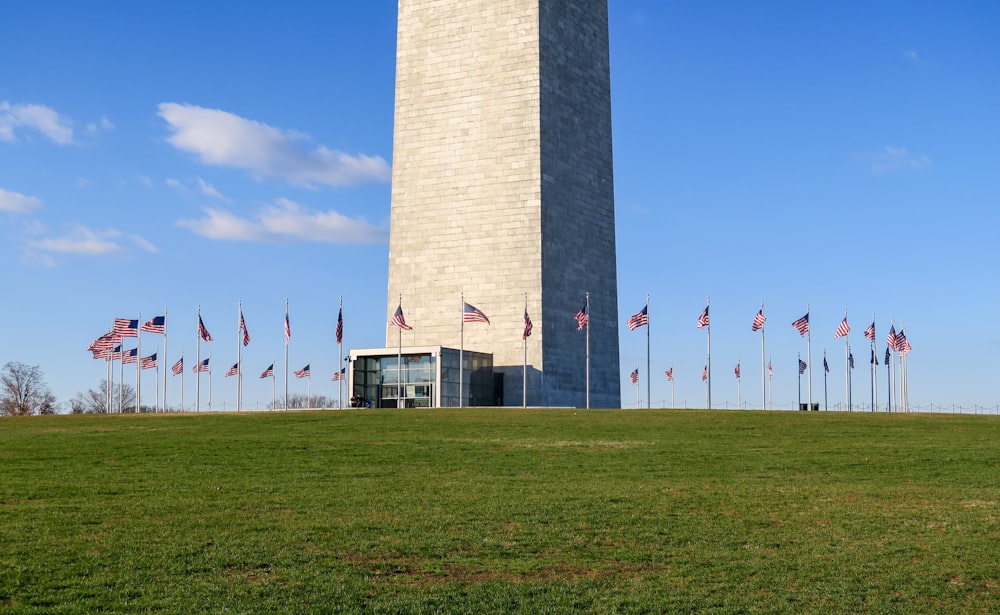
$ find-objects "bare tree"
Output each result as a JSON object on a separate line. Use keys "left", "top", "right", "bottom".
{"left": 272, "top": 394, "right": 334, "bottom": 410}
{"left": 1, "top": 361, "right": 58, "bottom": 416}
{"left": 69, "top": 380, "right": 136, "bottom": 414}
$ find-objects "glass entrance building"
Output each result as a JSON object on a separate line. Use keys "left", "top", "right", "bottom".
{"left": 348, "top": 346, "right": 496, "bottom": 408}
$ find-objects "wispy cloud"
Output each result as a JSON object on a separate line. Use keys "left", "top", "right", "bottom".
{"left": 157, "top": 103, "right": 391, "bottom": 187}
{"left": 0, "top": 187, "right": 44, "bottom": 213}
{"left": 177, "top": 197, "right": 387, "bottom": 244}
{"left": 863, "top": 146, "right": 931, "bottom": 174}
{"left": 0, "top": 101, "right": 74, "bottom": 144}
{"left": 903, "top": 50, "right": 920, "bottom": 62}
{"left": 28, "top": 226, "right": 157, "bottom": 256}
{"left": 84, "top": 116, "right": 115, "bottom": 135}
{"left": 196, "top": 178, "right": 230, "bottom": 202}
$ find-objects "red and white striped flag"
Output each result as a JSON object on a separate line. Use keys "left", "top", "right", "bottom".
{"left": 834, "top": 317, "right": 850, "bottom": 339}
{"left": 171, "top": 357, "right": 184, "bottom": 375}
{"left": 225, "top": 363, "right": 239, "bottom": 377}
{"left": 791, "top": 313, "right": 810, "bottom": 336}
{"left": 751, "top": 310, "right": 766, "bottom": 331}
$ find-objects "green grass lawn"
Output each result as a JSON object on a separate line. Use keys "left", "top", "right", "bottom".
{"left": 2, "top": 409, "right": 999, "bottom": 613}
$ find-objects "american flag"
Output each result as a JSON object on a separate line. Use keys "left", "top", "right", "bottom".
{"left": 285, "top": 312, "right": 291, "bottom": 341}
{"left": 574, "top": 302, "right": 589, "bottom": 330}
{"left": 198, "top": 315, "right": 212, "bottom": 342}
{"left": 697, "top": 306, "right": 709, "bottom": 329}
{"left": 336, "top": 307, "right": 343, "bottom": 345}
{"left": 768, "top": 361, "right": 773, "bottom": 377}
{"left": 798, "top": 359, "right": 807, "bottom": 374}
{"left": 111, "top": 345, "right": 122, "bottom": 361}
{"left": 849, "top": 353, "right": 855, "bottom": 369}
{"left": 331, "top": 368, "right": 346, "bottom": 381}
{"left": 665, "top": 368, "right": 673, "bottom": 382}
{"left": 260, "top": 363, "right": 274, "bottom": 378}
{"left": 751, "top": 310, "right": 766, "bottom": 332}
{"left": 390, "top": 304, "right": 412, "bottom": 330}
{"left": 701, "top": 366, "right": 708, "bottom": 381}
{"left": 626, "top": 305, "right": 648, "bottom": 331}
{"left": 91, "top": 345, "right": 112, "bottom": 360}
{"left": 630, "top": 368, "right": 639, "bottom": 384}
{"left": 734, "top": 363, "right": 741, "bottom": 379}
{"left": 141, "top": 316, "right": 165, "bottom": 334}
{"left": 172, "top": 357, "right": 184, "bottom": 375}
{"left": 791, "top": 313, "right": 810, "bottom": 336}
{"left": 225, "top": 362, "right": 239, "bottom": 377}
{"left": 114, "top": 318, "right": 138, "bottom": 338}
{"left": 864, "top": 321, "right": 876, "bottom": 341}
{"left": 884, "top": 346, "right": 891, "bottom": 365}
{"left": 886, "top": 325, "right": 897, "bottom": 350}
{"left": 89, "top": 332, "right": 117, "bottom": 351}
{"left": 239, "top": 310, "right": 250, "bottom": 346}
{"left": 122, "top": 348, "right": 138, "bottom": 364}
{"left": 523, "top": 310, "right": 533, "bottom": 339}
{"left": 896, "top": 329, "right": 911, "bottom": 353}
{"left": 294, "top": 364, "right": 310, "bottom": 379}
{"left": 834, "top": 317, "right": 850, "bottom": 339}
{"left": 823, "top": 357, "right": 829, "bottom": 373}
{"left": 140, "top": 352, "right": 157, "bottom": 370}
{"left": 193, "top": 358, "right": 210, "bottom": 373}
{"left": 463, "top": 302, "right": 490, "bottom": 325}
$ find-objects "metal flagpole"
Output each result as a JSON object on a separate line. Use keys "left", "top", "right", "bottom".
{"left": 180, "top": 353, "right": 184, "bottom": 412}
{"left": 706, "top": 298, "right": 712, "bottom": 410}
{"left": 162, "top": 308, "right": 168, "bottom": 412}
{"left": 806, "top": 304, "right": 812, "bottom": 411}
{"left": 760, "top": 301, "right": 766, "bottom": 411}
{"left": 524, "top": 298, "right": 529, "bottom": 408}
{"left": 635, "top": 363, "right": 640, "bottom": 409}
{"left": 871, "top": 314, "right": 877, "bottom": 413}
{"left": 136, "top": 312, "right": 141, "bottom": 413}
{"left": 797, "top": 352, "right": 802, "bottom": 410}
{"left": 671, "top": 364, "right": 675, "bottom": 408}
{"left": 737, "top": 359, "right": 741, "bottom": 409}
{"left": 119, "top": 340, "right": 124, "bottom": 412}
{"left": 459, "top": 292, "right": 464, "bottom": 409}
{"left": 338, "top": 297, "right": 343, "bottom": 410}
{"left": 848, "top": 346, "right": 853, "bottom": 412}
{"left": 585, "top": 292, "right": 590, "bottom": 410}
{"left": 284, "top": 299, "right": 289, "bottom": 411}
{"left": 208, "top": 355, "right": 212, "bottom": 411}
{"left": 196, "top": 306, "right": 202, "bottom": 413}
{"left": 237, "top": 301, "right": 242, "bottom": 413}
{"left": 646, "top": 294, "right": 651, "bottom": 409}
{"left": 823, "top": 350, "right": 828, "bottom": 411}
{"left": 271, "top": 361, "right": 276, "bottom": 410}
{"left": 885, "top": 346, "right": 892, "bottom": 412}
{"left": 843, "top": 309, "right": 850, "bottom": 412}
{"left": 155, "top": 351, "right": 159, "bottom": 411}
{"left": 307, "top": 367, "right": 311, "bottom": 409}
{"left": 397, "top": 302, "right": 403, "bottom": 408}
{"left": 768, "top": 357, "right": 773, "bottom": 410}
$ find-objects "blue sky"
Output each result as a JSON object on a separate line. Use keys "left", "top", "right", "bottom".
{"left": 2, "top": 2, "right": 997, "bottom": 411}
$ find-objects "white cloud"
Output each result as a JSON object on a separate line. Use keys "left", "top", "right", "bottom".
{"left": 864, "top": 146, "right": 931, "bottom": 174}
{"left": 28, "top": 226, "right": 157, "bottom": 256}
{"left": 0, "top": 101, "right": 74, "bottom": 144}
{"left": 157, "top": 102, "right": 390, "bottom": 187}
{"left": 903, "top": 50, "right": 920, "bottom": 62}
{"left": 85, "top": 116, "right": 115, "bottom": 135}
{"left": 177, "top": 197, "right": 387, "bottom": 244}
{"left": 0, "top": 187, "right": 43, "bottom": 213}
{"left": 137, "top": 175, "right": 154, "bottom": 187}
{"left": 196, "top": 177, "right": 230, "bottom": 202}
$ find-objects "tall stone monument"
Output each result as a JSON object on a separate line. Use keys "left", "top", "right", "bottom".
{"left": 387, "top": 0, "right": 620, "bottom": 408}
